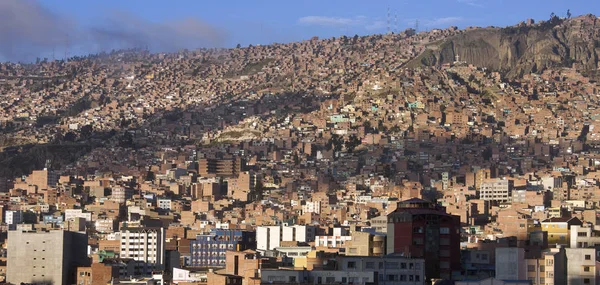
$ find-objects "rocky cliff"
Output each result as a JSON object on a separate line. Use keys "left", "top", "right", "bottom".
{"left": 409, "top": 15, "right": 600, "bottom": 78}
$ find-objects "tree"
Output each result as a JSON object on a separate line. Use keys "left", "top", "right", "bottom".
{"left": 64, "top": 131, "right": 77, "bottom": 142}
{"left": 550, "top": 12, "right": 556, "bottom": 20}
{"left": 567, "top": 9, "right": 572, "bottom": 19}
{"left": 80, "top": 124, "right": 93, "bottom": 138}
{"left": 236, "top": 43, "right": 241, "bottom": 49}
{"left": 253, "top": 179, "right": 264, "bottom": 201}
{"left": 345, "top": 135, "right": 362, "bottom": 153}
{"left": 145, "top": 170, "right": 155, "bottom": 182}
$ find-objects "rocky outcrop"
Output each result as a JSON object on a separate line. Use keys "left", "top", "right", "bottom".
{"left": 409, "top": 15, "right": 600, "bottom": 78}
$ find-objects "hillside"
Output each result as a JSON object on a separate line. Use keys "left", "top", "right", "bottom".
{"left": 408, "top": 15, "right": 600, "bottom": 79}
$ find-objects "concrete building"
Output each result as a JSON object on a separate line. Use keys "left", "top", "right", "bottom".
{"left": 344, "top": 231, "right": 386, "bottom": 256}
{"left": 387, "top": 198, "right": 461, "bottom": 280}
{"left": 256, "top": 225, "right": 316, "bottom": 251}
{"left": 112, "top": 186, "right": 133, "bottom": 203}
{"left": 480, "top": 179, "right": 514, "bottom": 203}
{"left": 370, "top": 215, "right": 389, "bottom": 233}
{"left": 261, "top": 255, "right": 425, "bottom": 285}
{"left": 569, "top": 225, "right": 600, "bottom": 248}
{"left": 65, "top": 209, "right": 93, "bottom": 222}
{"left": 7, "top": 229, "right": 89, "bottom": 285}
{"left": 457, "top": 278, "right": 533, "bottom": 285}
{"left": 565, "top": 248, "right": 596, "bottom": 285}
{"left": 525, "top": 247, "right": 566, "bottom": 285}
{"left": 157, "top": 198, "right": 172, "bottom": 210}
{"left": 495, "top": 248, "right": 527, "bottom": 281}
{"left": 189, "top": 229, "right": 255, "bottom": 268}
{"left": 119, "top": 227, "right": 165, "bottom": 276}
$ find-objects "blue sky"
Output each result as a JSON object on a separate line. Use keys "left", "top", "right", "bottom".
{"left": 2, "top": 0, "right": 599, "bottom": 61}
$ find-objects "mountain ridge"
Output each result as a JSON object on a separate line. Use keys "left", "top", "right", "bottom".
{"left": 407, "top": 14, "right": 600, "bottom": 79}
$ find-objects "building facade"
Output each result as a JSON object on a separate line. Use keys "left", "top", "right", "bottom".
{"left": 119, "top": 227, "right": 166, "bottom": 276}
{"left": 190, "top": 229, "right": 256, "bottom": 268}
{"left": 387, "top": 198, "right": 461, "bottom": 280}
{"left": 7, "top": 229, "right": 89, "bottom": 285}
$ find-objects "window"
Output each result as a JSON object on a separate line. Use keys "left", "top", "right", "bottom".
{"left": 347, "top": 261, "right": 356, "bottom": 269}
{"left": 401, "top": 262, "right": 407, "bottom": 269}
{"left": 409, "top": 275, "right": 414, "bottom": 281}
{"left": 584, "top": 266, "right": 591, "bottom": 272}
{"left": 585, "top": 255, "right": 592, "bottom": 260}
{"left": 325, "top": 277, "right": 335, "bottom": 283}
{"left": 289, "top": 276, "right": 296, "bottom": 282}
{"left": 349, "top": 248, "right": 357, "bottom": 254}
{"left": 584, "top": 279, "right": 591, "bottom": 284}
{"left": 341, "top": 277, "right": 346, "bottom": 283}
{"left": 415, "top": 275, "right": 420, "bottom": 282}
{"left": 528, "top": 265, "right": 536, "bottom": 272}
{"left": 440, "top": 227, "right": 450, "bottom": 234}
{"left": 547, "top": 259, "right": 554, "bottom": 266}
{"left": 366, "top": 262, "right": 375, "bottom": 269}
{"left": 579, "top": 232, "right": 588, "bottom": 237}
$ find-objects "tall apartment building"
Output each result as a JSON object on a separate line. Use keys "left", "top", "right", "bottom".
{"left": 386, "top": 198, "right": 461, "bottom": 280}
{"left": 198, "top": 157, "right": 242, "bottom": 177}
{"left": 565, "top": 248, "right": 596, "bottom": 285}
{"left": 495, "top": 247, "right": 527, "bottom": 281}
{"left": 111, "top": 186, "right": 133, "bottom": 203}
{"left": 479, "top": 178, "right": 514, "bottom": 203}
{"left": 119, "top": 227, "right": 165, "bottom": 276}
{"left": 189, "top": 229, "right": 256, "bottom": 268}
{"left": 7, "top": 229, "right": 89, "bottom": 285}
{"left": 257, "top": 225, "right": 316, "bottom": 251}
{"left": 227, "top": 171, "right": 256, "bottom": 202}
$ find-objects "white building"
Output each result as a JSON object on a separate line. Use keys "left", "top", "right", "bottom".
{"left": 302, "top": 201, "right": 321, "bottom": 214}
{"left": 565, "top": 248, "right": 596, "bottom": 285}
{"left": 120, "top": 227, "right": 165, "bottom": 276}
{"left": 480, "top": 179, "right": 514, "bottom": 202}
{"left": 157, "top": 198, "right": 171, "bottom": 210}
{"left": 5, "top": 210, "right": 23, "bottom": 230}
{"left": 256, "top": 225, "right": 315, "bottom": 251}
{"left": 64, "top": 209, "right": 92, "bottom": 222}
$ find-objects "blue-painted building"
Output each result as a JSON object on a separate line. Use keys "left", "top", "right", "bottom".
{"left": 190, "top": 229, "right": 256, "bottom": 268}
{"left": 43, "top": 214, "right": 63, "bottom": 225}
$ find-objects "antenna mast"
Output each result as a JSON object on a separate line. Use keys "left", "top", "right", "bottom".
{"left": 394, "top": 10, "right": 398, "bottom": 34}
{"left": 387, "top": 7, "right": 391, "bottom": 34}
{"left": 64, "top": 34, "right": 69, "bottom": 62}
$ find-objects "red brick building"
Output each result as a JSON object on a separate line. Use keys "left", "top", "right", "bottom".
{"left": 387, "top": 198, "right": 461, "bottom": 280}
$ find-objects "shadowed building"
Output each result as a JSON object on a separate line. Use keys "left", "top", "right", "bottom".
{"left": 7, "top": 229, "right": 89, "bottom": 285}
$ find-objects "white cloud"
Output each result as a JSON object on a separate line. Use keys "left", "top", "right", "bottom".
{"left": 457, "top": 0, "right": 483, "bottom": 7}
{"left": 298, "top": 16, "right": 365, "bottom": 27}
{"left": 365, "top": 20, "right": 386, "bottom": 31}
{"left": 424, "top": 17, "right": 465, "bottom": 28}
